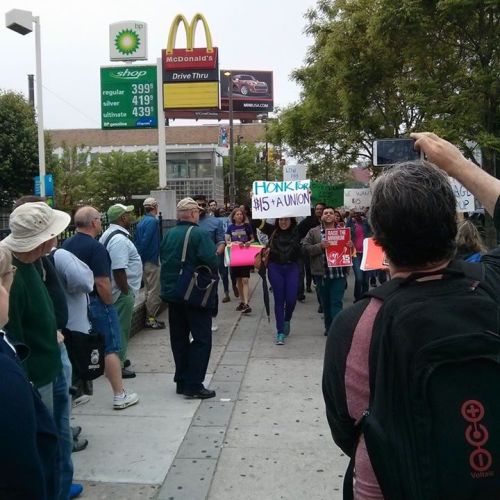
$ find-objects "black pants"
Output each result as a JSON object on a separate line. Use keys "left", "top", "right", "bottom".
{"left": 168, "top": 302, "right": 212, "bottom": 392}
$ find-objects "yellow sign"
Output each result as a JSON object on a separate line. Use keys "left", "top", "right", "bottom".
{"left": 163, "top": 82, "right": 219, "bottom": 109}
{"left": 166, "top": 13, "right": 214, "bottom": 54}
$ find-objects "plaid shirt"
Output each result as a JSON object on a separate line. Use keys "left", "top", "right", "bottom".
{"left": 320, "top": 225, "right": 350, "bottom": 280}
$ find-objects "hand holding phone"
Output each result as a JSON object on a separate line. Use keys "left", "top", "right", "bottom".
{"left": 372, "top": 138, "right": 423, "bottom": 167}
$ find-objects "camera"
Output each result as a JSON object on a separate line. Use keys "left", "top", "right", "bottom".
{"left": 372, "top": 138, "right": 423, "bottom": 167}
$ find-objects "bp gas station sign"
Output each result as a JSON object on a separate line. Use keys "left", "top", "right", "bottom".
{"left": 100, "top": 65, "right": 158, "bottom": 129}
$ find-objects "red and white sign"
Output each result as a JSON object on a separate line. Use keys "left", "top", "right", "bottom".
{"left": 325, "top": 228, "right": 352, "bottom": 268}
{"left": 163, "top": 48, "right": 218, "bottom": 70}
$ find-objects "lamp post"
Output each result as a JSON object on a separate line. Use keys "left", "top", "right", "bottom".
{"left": 6, "top": 9, "right": 46, "bottom": 197}
{"left": 224, "top": 71, "right": 235, "bottom": 206}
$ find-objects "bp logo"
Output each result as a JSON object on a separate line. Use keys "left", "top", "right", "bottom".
{"left": 114, "top": 29, "right": 140, "bottom": 55}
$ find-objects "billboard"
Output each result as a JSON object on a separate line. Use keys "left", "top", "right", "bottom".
{"left": 162, "top": 13, "right": 219, "bottom": 110}
{"left": 100, "top": 65, "right": 158, "bottom": 129}
{"left": 220, "top": 70, "right": 273, "bottom": 113}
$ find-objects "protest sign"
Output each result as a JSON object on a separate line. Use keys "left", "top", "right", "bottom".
{"left": 283, "top": 164, "right": 308, "bottom": 181}
{"left": 360, "top": 237, "right": 389, "bottom": 271}
{"left": 344, "top": 188, "right": 372, "bottom": 210}
{"left": 325, "top": 228, "right": 352, "bottom": 268}
{"left": 228, "top": 244, "right": 264, "bottom": 267}
{"left": 252, "top": 180, "right": 311, "bottom": 218}
{"left": 450, "top": 178, "right": 474, "bottom": 213}
{"left": 310, "top": 181, "right": 345, "bottom": 208}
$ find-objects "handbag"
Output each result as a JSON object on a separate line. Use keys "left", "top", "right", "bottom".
{"left": 254, "top": 230, "right": 276, "bottom": 270}
{"left": 63, "top": 328, "right": 105, "bottom": 381}
{"left": 175, "top": 226, "right": 219, "bottom": 309}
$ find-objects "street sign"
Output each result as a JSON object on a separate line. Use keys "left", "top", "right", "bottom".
{"left": 34, "top": 174, "right": 54, "bottom": 196}
{"left": 100, "top": 65, "right": 158, "bottom": 129}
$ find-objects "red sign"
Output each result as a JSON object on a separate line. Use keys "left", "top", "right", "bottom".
{"left": 325, "top": 228, "right": 352, "bottom": 268}
{"left": 163, "top": 48, "right": 218, "bottom": 70}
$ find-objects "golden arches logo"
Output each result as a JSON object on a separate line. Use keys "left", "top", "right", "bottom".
{"left": 166, "top": 13, "right": 213, "bottom": 53}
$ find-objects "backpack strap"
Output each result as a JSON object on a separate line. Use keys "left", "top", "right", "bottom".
{"left": 102, "top": 229, "right": 129, "bottom": 249}
{"left": 180, "top": 226, "right": 195, "bottom": 264}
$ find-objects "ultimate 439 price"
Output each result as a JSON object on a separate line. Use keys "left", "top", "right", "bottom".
{"left": 132, "top": 106, "right": 154, "bottom": 117}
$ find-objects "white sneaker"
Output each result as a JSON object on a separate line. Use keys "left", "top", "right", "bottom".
{"left": 211, "top": 324, "right": 219, "bottom": 332}
{"left": 113, "top": 390, "right": 139, "bottom": 410}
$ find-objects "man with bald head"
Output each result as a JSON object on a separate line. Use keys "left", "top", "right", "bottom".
{"left": 62, "top": 206, "right": 139, "bottom": 410}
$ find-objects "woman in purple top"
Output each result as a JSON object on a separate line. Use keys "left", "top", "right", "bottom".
{"left": 225, "top": 208, "right": 255, "bottom": 313}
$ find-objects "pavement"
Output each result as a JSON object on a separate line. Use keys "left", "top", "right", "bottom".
{"left": 72, "top": 273, "right": 352, "bottom": 499}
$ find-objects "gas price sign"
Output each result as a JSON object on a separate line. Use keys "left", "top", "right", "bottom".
{"left": 100, "top": 65, "right": 158, "bottom": 129}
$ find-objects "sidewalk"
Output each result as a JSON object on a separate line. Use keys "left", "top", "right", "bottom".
{"left": 73, "top": 274, "right": 350, "bottom": 499}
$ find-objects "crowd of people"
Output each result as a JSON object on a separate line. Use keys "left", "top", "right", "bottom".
{"left": 0, "top": 132, "right": 498, "bottom": 498}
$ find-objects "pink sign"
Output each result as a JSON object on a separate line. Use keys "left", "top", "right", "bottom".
{"left": 229, "top": 244, "right": 264, "bottom": 267}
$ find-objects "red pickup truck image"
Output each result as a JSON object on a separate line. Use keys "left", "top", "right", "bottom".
{"left": 231, "top": 74, "right": 269, "bottom": 96}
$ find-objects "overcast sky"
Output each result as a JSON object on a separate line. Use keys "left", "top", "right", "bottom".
{"left": 2, "top": 0, "right": 314, "bottom": 130}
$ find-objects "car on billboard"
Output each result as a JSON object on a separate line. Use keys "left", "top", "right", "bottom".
{"left": 231, "top": 74, "right": 268, "bottom": 96}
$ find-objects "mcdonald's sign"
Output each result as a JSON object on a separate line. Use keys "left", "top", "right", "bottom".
{"left": 162, "top": 13, "right": 219, "bottom": 110}
{"left": 163, "top": 13, "right": 218, "bottom": 71}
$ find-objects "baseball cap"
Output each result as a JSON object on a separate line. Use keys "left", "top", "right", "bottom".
{"left": 107, "top": 204, "right": 134, "bottom": 222}
{"left": 143, "top": 197, "right": 158, "bottom": 208}
{"left": 176, "top": 197, "right": 199, "bottom": 211}
{"left": 1, "top": 202, "right": 71, "bottom": 253}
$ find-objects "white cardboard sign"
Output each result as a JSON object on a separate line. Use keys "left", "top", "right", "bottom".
{"left": 252, "top": 180, "right": 311, "bottom": 218}
{"left": 283, "top": 164, "right": 308, "bottom": 181}
{"left": 450, "top": 178, "right": 475, "bottom": 213}
{"left": 343, "top": 188, "right": 372, "bottom": 210}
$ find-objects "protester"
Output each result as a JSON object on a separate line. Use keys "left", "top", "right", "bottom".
{"left": 323, "top": 132, "right": 500, "bottom": 499}
{"left": 258, "top": 217, "right": 302, "bottom": 345}
{"left": 0, "top": 201, "right": 83, "bottom": 499}
{"left": 456, "top": 219, "right": 486, "bottom": 262}
{"left": 63, "top": 206, "right": 139, "bottom": 410}
{"left": 297, "top": 202, "right": 326, "bottom": 300}
{"left": 208, "top": 199, "right": 218, "bottom": 216}
{"left": 303, "top": 207, "right": 350, "bottom": 336}
{"left": 225, "top": 208, "right": 255, "bottom": 314}
{"left": 0, "top": 245, "right": 59, "bottom": 499}
{"left": 160, "top": 197, "right": 218, "bottom": 399}
{"left": 346, "top": 209, "right": 371, "bottom": 301}
{"left": 134, "top": 197, "right": 166, "bottom": 329}
{"left": 215, "top": 207, "right": 231, "bottom": 302}
{"left": 192, "top": 195, "right": 226, "bottom": 331}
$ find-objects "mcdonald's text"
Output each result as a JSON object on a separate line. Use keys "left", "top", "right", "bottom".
{"left": 163, "top": 48, "right": 218, "bottom": 70}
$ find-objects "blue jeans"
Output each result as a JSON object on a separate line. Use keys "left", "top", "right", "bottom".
{"left": 39, "top": 345, "right": 74, "bottom": 500}
{"left": 218, "top": 254, "right": 229, "bottom": 294}
{"left": 168, "top": 302, "right": 212, "bottom": 392}
{"left": 316, "top": 276, "right": 347, "bottom": 333}
{"left": 268, "top": 262, "right": 299, "bottom": 333}
{"left": 352, "top": 254, "right": 369, "bottom": 301}
{"left": 88, "top": 296, "right": 121, "bottom": 354}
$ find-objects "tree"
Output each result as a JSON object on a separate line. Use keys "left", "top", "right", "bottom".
{"left": 0, "top": 91, "right": 39, "bottom": 207}
{"left": 272, "top": 0, "right": 499, "bottom": 179}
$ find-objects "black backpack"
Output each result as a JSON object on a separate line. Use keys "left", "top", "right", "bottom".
{"left": 346, "top": 260, "right": 500, "bottom": 500}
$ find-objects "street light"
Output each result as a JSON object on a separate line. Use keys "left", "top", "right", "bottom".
{"left": 6, "top": 9, "right": 46, "bottom": 197}
{"left": 224, "top": 71, "right": 235, "bottom": 206}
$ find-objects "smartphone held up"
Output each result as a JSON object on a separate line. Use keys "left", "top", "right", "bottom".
{"left": 372, "top": 138, "right": 424, "bottom": 167}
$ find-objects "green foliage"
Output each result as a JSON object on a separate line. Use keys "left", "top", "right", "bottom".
{"left": 0, "top": 91, "right": 39, "bottom": 207}
{"left": 273, "top": 0, "right": 499, "bottom": 177}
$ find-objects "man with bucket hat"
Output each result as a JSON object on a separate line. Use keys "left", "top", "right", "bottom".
{"left": 100, "top": 204, "right": 143, "bottom": 379}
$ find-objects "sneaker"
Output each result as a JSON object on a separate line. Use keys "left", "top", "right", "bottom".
{"left": 72, "top": 438, "right": 88, "bottom": 453}
{"left": 283, "top": 321, "right": 290, "bottom": 337}
{"left": 113, "top": 390, "right": 139, "bottom": 410}
{"left": 275, "top": 333, "right": 285, "bottom": 345}
{"left": 242, "top": 303, "right": 252, "bottom": 314}
{"left": 72, "top": 394, "right": 91, "bottom": 408}
{"left": 145, "top": 318, "right": 165, "bottom": 329}
{"left": 70, "top": 483, "right": 83, "bottom": 499}
{"left": 211, "top": 323, "right": 219, "bottom": 332}
{"left": 222, "top": 294, "right": 230, "bottom": 303}
{"left": 236, "top": 302, "right": 245, "bottom": 311}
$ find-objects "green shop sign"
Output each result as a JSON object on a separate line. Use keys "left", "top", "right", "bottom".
{"left": 100, "top": 65, "right": 158, "bottom": 129}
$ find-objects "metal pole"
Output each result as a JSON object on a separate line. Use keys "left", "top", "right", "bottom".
{"left": 34, "top": 16, "right": 46, "bottom": 198}
{"left": 228, "top": 78, "right": 235, "bottom": 206}
{"left": 157, "top": 57, "right": 167, "bottom": 188}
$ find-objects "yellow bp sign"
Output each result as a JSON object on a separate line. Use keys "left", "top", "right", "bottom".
{"left": 162, "top": 13, "right": 219, "bottom": 109}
